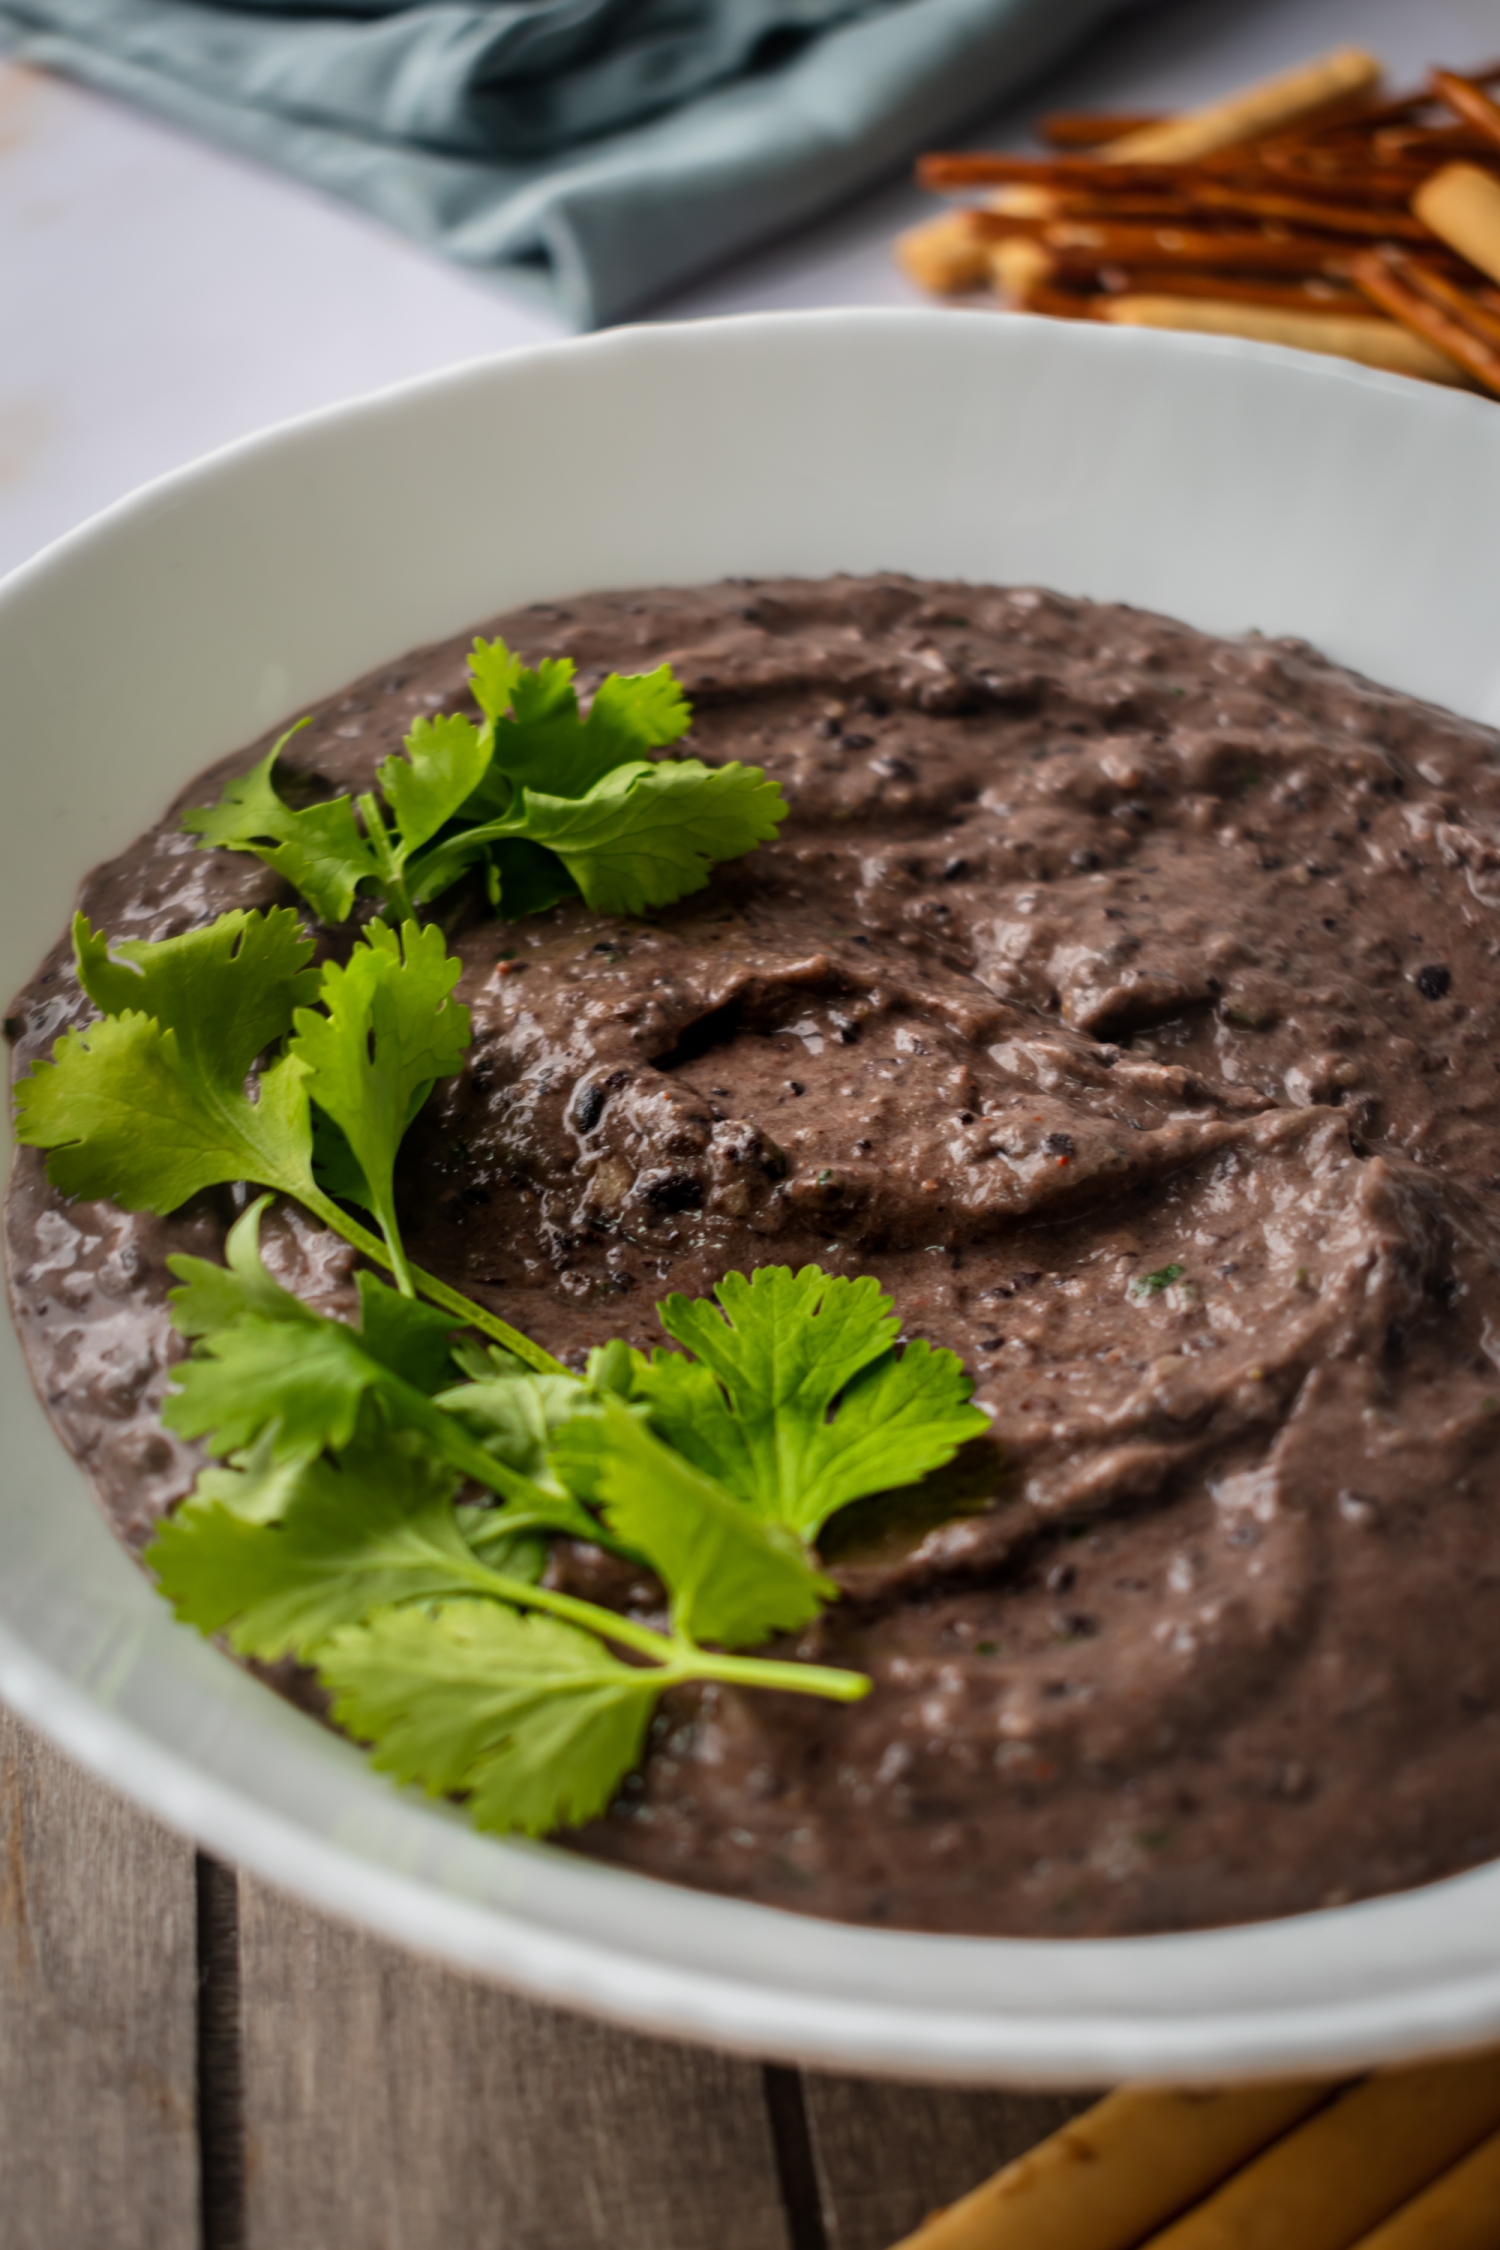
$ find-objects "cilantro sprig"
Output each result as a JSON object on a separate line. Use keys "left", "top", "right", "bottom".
{"left": 13, "top": 908, "right": 559, "bottom": 1372}
{"left": 628, "top": 1266, "right": 987, "bottom": 1540}
{"left": 142, "top": 1209, "right": 987, "bottom": 1840}
{"left": 182, "top": 638, "right": 785, "bottom": 926}
{"left": 13, "top": 893, "right": 994, "bottom": 1842}
{"left": 147, "top": 1214, "right": 887, "bottom": 1836}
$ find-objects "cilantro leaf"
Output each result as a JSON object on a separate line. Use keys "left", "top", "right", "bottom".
{"left": 182, "top": 727, "right": 379, "bottom": 924}
{"left": 437, "top": 1362, "right": 592, "bottom": 1483}
{"left": 504, "top": 758, "right": 785, "bottom": 917}
{"left": 638, "top": 1265, "right": 988, "bottom": 1542}
{"left": 554, "top": 1399, "right": 832, "bottom": 1648}
{"left": 180, "top": 644, "right": 777, "bottom": 929}
{"left": 14, "top": 909, "right": 322, "bottom": 1215}
{"left": 475, "top": 643, "right": 693, "bottom": 804}
{"left": 319, "top": 1598, "right": 659, "bottom": 1836}
{"left": 147, "top": 1422, "right": 486, "bottom": 1659}
{"left": 375, "top": 713, "right": 491, "bottom": 857}
{"left": 483, "top": 838, "right": 579, "bottom": 920}
{"left": 168, "top": 1193, "right": 322, "bottom": 1339}
{"left": 73, "top": 907, "right": 320, "bottom": 1082}
{"left": 466, "top": 635, "right": 526, "bottom": 726}
{"left": 185, "top": 1429, "right": 322, "bottom": 1527}
{"left": 356, "top": 1273, "right": 468, "bottom": 1394}
{"left": 289, "top": 921, "right": 468, "bottom": 1292}
{"left": 13, "top": 1015, "right": 315, "bottom": 1216}
{"left": 585, "top": 667, "right": 693, "bottom": 761}
{"left": 165, "top": 1202, "right": 592, "bottom": 1534}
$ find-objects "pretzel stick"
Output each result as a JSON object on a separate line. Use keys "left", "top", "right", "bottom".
{"left": 1430, "top": 70, "right": 1500, "bottom": 158}
{"left": 894, "top": 210, "right": 991, "bottom": 295}
{"left": 917, "top": 155, "right": 1425, "bottom": 199}
{"left": 1346, "top": 2125, "right": 1500, "bottom": 2250}
{"left": 1347, "top": 248, "right": 1500, "bottom": 394}
{"left": 1098, "top": 295, "right": 1470, "bottom": 381}
{"left": 1040, "top": 112, "right": 1162, "bottom": 147}
{"left": 1413, "top": 163, "right": 1500, "bottom": 287}
{"left": 1103, "top": 46, "right": 1382, "bottom": 163}
{"left": 1376, "top": 123, "right": 1500, "bottom": 161}
{"left": 1184, "top": 182, "right": 1429, "bottom": 236}
{"left": 1144, "top": 2051, "right": 1500, "bottom": 2250}
{"left": 1354, "top": 247, "right": 1500, "bottom": 341}
{"left": 887, "top": 2080, "right": 1335, "bottom": 2250}
{"left": 1018, "top": 190, "right": 1196, "bottom": 221}
{"left": 1254, "top": 159, "right": 1449, "bottom": 197}
{"left": 918, "top": 155, "right": 1185, "bottom": 189}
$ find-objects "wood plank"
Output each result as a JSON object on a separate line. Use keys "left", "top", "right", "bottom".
{"left": 801, "top": 2072, "right": 1097, "bottom": 2250}
{"left": 0, "top": 1706, "right": 200, "bottom": 2250}
{"left": 237, "top": 1872, "right": 796, "bottom": 2250}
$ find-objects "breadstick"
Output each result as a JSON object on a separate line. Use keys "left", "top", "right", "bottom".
{"left": 1099, "top": 271, "right": 1373, "bottom": 314}
{"left": 990, "top": 185, "right": 1060, "bottom": 218}
{"left": 1098, "top": 295, "right": 1471, "bottom": 382}
{"left": 1345, "top": 2125, "right": 1500, "bottom": 2250}
{"left": 1144, "top": 2050, "right": 1500, "bottom": 2250}
{"left": 1103, "top": 46, "right": 1382, "bottom": 164}
{"left": 894, "top": 211, "right": 990, "bottom": 295}
{"left": 1413, "top": 163, "right": 1500, "bottom": 287}
{"left": 888, "top": 2080, "right": 1334, "bottom": 2250}
{"left": 987, "top": 238, "right": 1055, "bottom": 307}
{"left": 1430, "top": 71, "right": 1500, "bottom": 159}
{"left": 1007, "top": 222, "right": 1359, "bottom": 275}
{"left": 1348, "top": 249, "right": 1500, "bottom": 395}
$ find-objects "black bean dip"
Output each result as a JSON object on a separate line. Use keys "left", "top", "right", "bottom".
{"left": 9, "top": 574, "right": 1500, "bottom": 1937}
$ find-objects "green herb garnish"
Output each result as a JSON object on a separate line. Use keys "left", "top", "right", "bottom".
{"left": 182, "top": 639, "right": 785, "bottom": 926}
{"left": 16, "top": 876, "right": 995, "bottom": 1838}
{"left": 619, "top": 1266, "right": 985, "bottom": 1541}
{"left": 13, "top": 909, "right": 555, "bottom": 1368}
{"left": 1131, "top": 1262, "right": 1184, "bottom": 1297}
{"left": 140, "top": 1208, "right": 988, "bottom": 1836}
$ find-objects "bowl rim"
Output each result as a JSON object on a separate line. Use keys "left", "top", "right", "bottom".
{"left": 7, "top": 305, "right": 1500, "bottom": 2087}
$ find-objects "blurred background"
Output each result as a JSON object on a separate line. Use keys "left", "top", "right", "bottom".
{"left": 0, "top": 0, "right": 1494, "bottom": 579}
{"left": 6, "top": 9, "right": 1500, "bottom": 2247}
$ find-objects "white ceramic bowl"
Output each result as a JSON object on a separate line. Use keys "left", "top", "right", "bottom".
{"left": 6, "top": 309, "right": 1500, "bottom": 2089}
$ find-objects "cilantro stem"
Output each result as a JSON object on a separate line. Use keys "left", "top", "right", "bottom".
{"left": 455, "top": 1560, "right": 870, "bottom": 1705}
{"left": 356, "top": 790, "right": 417, "bottom": 925}
{"left": 295, "top": 1184, "right": 565, "bottom": 1375}
{"left": 674, "top": 1646, "right": 871, "bottom": 1703}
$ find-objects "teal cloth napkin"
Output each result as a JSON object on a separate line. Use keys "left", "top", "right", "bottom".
{"left": 0, "top": 0, "right": 1141, "bottom": 326}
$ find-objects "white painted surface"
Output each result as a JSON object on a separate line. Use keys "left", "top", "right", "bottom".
{"left": 2, "top": 0, "right": 1498, "bottom": 576}
{"left": 5, "top": 311, "right": 1500, "bottom": 2083}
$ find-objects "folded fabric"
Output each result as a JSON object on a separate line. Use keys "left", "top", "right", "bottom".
{"left": 0, "top": 0, "right": 1146, "bottom": 326}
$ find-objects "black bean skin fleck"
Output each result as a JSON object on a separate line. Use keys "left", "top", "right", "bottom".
{"left": 573, "top": 1082, "right": 608, "bottom": 1133}
{"left": 1414, "top": 964, "right": 1452, "bottom": 1000}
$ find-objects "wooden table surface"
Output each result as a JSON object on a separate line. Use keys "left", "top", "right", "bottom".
{"left": 0, "top": 1705, "right": 1093, "bottom": 2250}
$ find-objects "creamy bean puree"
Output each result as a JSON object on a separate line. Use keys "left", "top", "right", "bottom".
{"left": 10, "top": 574, "right": 1500, "bottom": 1936}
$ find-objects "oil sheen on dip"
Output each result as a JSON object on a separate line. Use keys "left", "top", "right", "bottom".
{"left": 9, "top": 573, "right": 1500, "bottom": 1938}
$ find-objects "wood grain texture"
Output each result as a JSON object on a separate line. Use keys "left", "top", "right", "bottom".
{"left": 0, "top": 1707, "right": 200, "bottom": 2250}
{"left": 237, "top": 1872, "right": 796, "bottom": 2250}
{"left": 801, "top": 2073, "right": 1097, "bottom": 2250}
